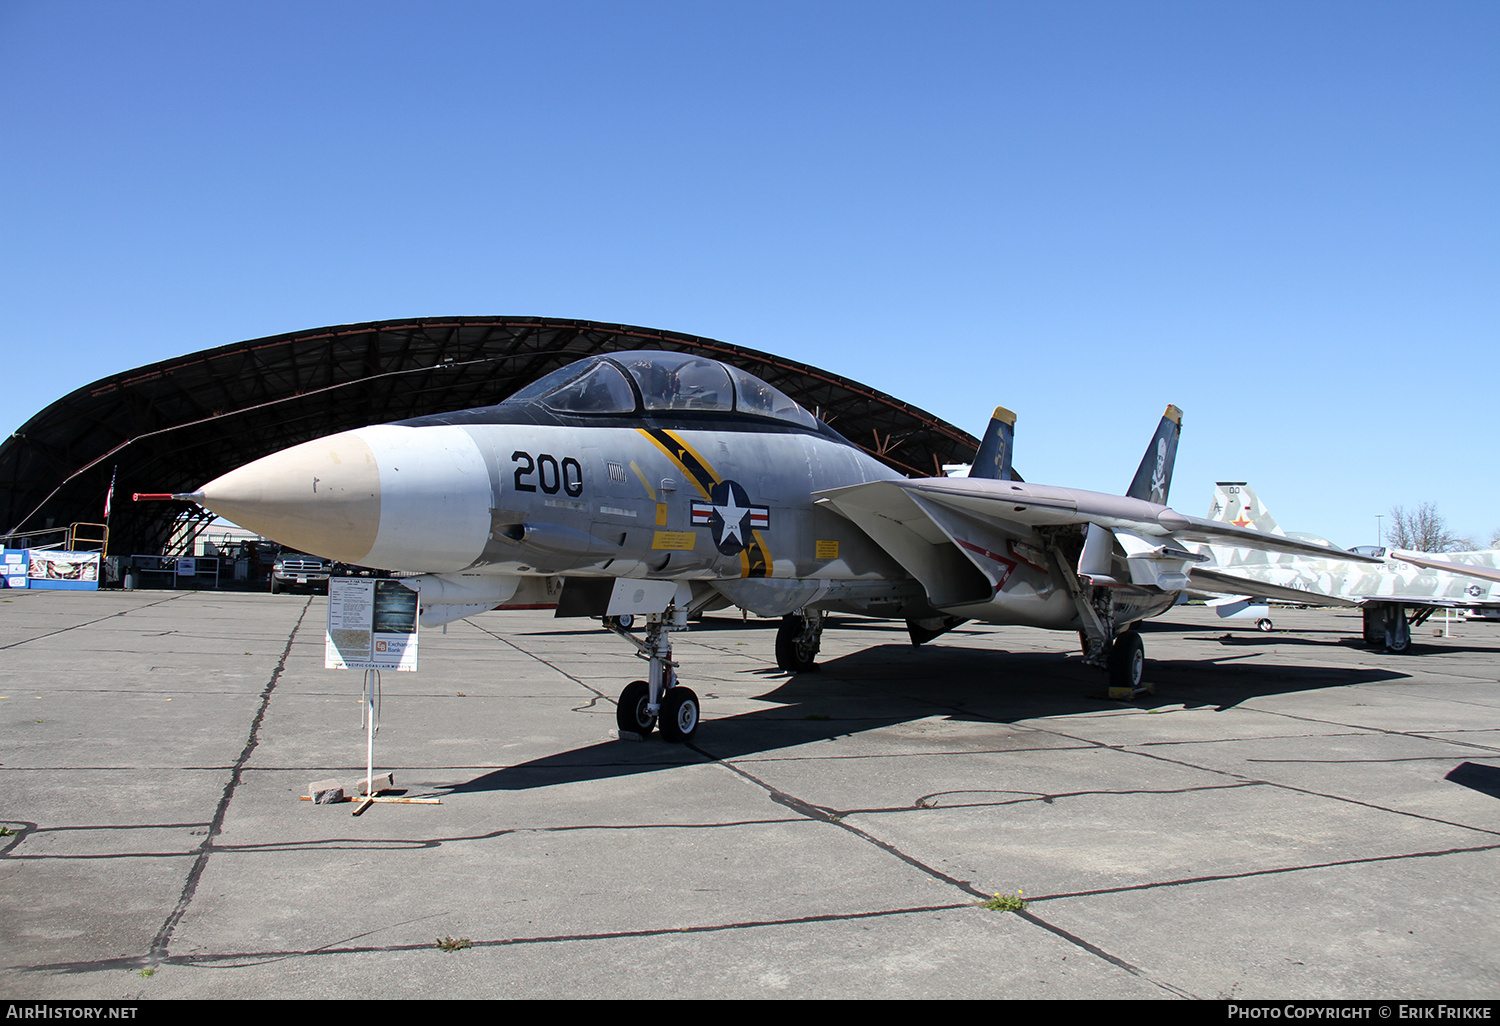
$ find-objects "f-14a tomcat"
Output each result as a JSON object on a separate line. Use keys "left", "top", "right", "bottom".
{"left": 174, "top": 349, "right": 1375, "bottom": 742}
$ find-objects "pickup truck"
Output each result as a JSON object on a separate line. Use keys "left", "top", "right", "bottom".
{"left": 270, "top": 552, "right": 333, "bottom": 593}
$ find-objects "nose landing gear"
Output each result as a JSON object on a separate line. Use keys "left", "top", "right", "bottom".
{"left": 607, "top": 608, "right": 699, "bottom": 742}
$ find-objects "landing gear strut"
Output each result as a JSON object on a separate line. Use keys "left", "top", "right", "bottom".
{"left": 775, "top": 610, "right": 823, "bottom": 672}
{"left": 1046, "top": 536, "right": 1153, "bottom": 700}
{"left": 606, "top": 609, "right": 699, "bottom": 742}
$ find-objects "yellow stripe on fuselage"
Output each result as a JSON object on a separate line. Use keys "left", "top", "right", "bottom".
{"left": 638, "top": 429, "right": 714, "bottom": 498}
{"left": 635, "top": 427, "right": 772, "bottom": 578}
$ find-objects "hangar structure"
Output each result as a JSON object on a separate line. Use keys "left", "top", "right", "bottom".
{"left": 0, "top": 317, "right": 980, "bottom": 560}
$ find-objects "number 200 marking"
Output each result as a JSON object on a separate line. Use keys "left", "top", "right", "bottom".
{"left": 512, "top": 451, "right": 583, "bottom": 497}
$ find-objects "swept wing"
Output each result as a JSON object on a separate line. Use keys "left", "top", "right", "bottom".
{"left": 816, "top": 476, "right": 1378, "bottom": 605}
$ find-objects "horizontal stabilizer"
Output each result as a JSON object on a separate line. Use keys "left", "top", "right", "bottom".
{"left": 1189, "top": 567, "right": 1357, "bottom": 607}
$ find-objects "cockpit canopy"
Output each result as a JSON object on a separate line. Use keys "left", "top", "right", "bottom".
{"left": 507, "top": 351, "right": 820, "bottom": 429}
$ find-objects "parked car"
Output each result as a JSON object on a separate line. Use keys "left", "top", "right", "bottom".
{"left": 270, "top": 551, "right": 333, "bottom": 593}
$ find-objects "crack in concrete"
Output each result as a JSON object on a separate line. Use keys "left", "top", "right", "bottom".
{"left": 0, "top": 593, "right": 187, "bottom": 651}
{"left": 146, "top": 597, "right": 312, "bottom": 963}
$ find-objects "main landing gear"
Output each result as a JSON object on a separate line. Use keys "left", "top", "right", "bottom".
{"left": 1362, "top": 602, "right": 1414, "bottom": 654}
{"left": 775, "top": 610, "right": 824, "bottom": 672}
{"left": 605, "top": 610, "right": 699, "bottom": 742}
{"left": 1078, "top": 627, "right": 1149, "bottom": 698}
{"left": 1046, "top": 538, "right": 1153, "bottom": 700}
{"left": 1075, "top": 614, "right": 1150, "bottom": 698}
{"left": 1106, "top": 629, "right": 1145, "bottom": 693}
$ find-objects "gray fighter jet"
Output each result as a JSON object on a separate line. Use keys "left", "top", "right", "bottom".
{"left": 174, "top": 350, "right": 1374, "bottom": 741}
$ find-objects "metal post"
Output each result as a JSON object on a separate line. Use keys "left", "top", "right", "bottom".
{"left": 362, "top": 668, "right": 380, "bottom": 796}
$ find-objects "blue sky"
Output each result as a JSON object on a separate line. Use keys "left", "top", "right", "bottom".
{"left": 3, "top": 0, "right": 1495, "bottom": 548}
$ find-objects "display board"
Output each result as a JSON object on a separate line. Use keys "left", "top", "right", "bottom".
{"left": 1, "top": 549, "right": 101, "bottom": 590}
{"left": 325, "top": 577, "right": 419, "bottom": 671}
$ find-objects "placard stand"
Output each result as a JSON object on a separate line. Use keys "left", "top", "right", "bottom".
{"left": 322, "top": 579, "right": 440, "bottom": 815}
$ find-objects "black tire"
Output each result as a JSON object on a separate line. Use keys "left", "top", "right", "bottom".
{"left": 1256, "top": 618, "right": 1274, "bottom": 632}
{"left": 659, "top": 686, "right": 699, "bottom": 743}
{"left": 1108, "top": 630, "right": 1145, "bottom": 690}
{"left": 775, "top": 615, "right": 819, "bottom": 672}
{"left": 1386, "top": 606, "right": 1412, "bottom": 653}
{"left": 270, "top": 577, "right": 281, "bottom": 594}
{"left": 617, "top": 680, "right": 656, "bottom": 736}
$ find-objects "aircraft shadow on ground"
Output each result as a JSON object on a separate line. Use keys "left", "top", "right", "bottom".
{"left": 1445, "top": 762, "right": 1500, "bottom": 801}
{"left": 444, "top": 638, "right": 1408, "bottom": 795}
{"left": 1194, "top": 632, "right": 1499, "bottom": 657}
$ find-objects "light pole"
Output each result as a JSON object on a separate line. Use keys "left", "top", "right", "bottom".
{"left": 1376, "top": 514, "right": 1383, "bottom": 547}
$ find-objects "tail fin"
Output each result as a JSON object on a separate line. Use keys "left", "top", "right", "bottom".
{"left": 1125, "top": 405, "right": 1182, "bottom": 504}
{"left": 968, "top": 407, "right": 1016, "bottom": 481}
{"left": 1207, "top": 482, "right": 1284, "bottom": 535}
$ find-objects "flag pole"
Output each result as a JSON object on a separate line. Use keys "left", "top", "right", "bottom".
{"left": 102, "top": 466, "right": 117, "bottom": 557}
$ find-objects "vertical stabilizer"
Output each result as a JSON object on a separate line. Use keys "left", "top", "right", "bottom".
{"left": 968, "top": 406, "right": 1016, "bottom": 481}
{"left": 1206, "top": 482, "right": 1284, "bottom": 535}
{"left": 1125, "top": 405, "right": 1182, "bottom": 504}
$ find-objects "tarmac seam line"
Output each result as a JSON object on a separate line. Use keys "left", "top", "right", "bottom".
{"left": 1244, "top": 706, "right": 1500, "bottom": 755}
{"left": 13, "top": 902, "right": 980, "bottom": 974}
{"left": 145, "top": 596, "right": 313, "bottom": 964}
{"left": 703, "top": 750, "right": 1193, "bottom": 998}
{"left": 0, "top": 592, "right": 188, "bottom": 651}
{"left": 466, "top": 620, "right": 609, "bottom": 699}
{"left": 1030, "top": 839, "right": 1500, "bottom": 902}
{"left": 1114, "top": 744, "right": 1500, "bottom": 839}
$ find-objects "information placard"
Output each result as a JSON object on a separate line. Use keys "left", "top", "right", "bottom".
{"left": 325, "top": 578, "right": 419, "bottom": 671}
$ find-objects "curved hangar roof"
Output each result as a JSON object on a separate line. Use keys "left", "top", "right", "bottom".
{"left": 1, "top": 316, "right": 979, "bottom": 556}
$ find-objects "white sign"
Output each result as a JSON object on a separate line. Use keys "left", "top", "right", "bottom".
{"left": 325, "top": 578, "right": 419, "bottom": 671}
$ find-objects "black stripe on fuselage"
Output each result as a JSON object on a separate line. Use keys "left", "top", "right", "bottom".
{"left": 643, "top": 427, "right": 717, "bottom": 496}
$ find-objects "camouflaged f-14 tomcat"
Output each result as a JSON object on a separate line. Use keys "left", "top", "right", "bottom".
{"left": 1190, "top": 482, "right": 1500, "bottom": 652}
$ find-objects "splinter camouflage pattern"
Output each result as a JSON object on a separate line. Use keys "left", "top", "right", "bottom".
{"left": 1198, "top": 482, "right": 1500, "bottom": 609}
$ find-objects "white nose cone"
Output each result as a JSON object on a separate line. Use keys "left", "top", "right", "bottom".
{"left": 197, "top": 430, "right": 382, "bottom": 564}
{"left": 195, "top": 425, "right": 493, "bottom": 572}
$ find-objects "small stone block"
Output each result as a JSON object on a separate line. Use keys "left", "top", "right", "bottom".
{"left": 309, "top": 779, "right": 345, "bottom": 804}
{"left": 356, "top": 773, "right": 394, "bottom": 795}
